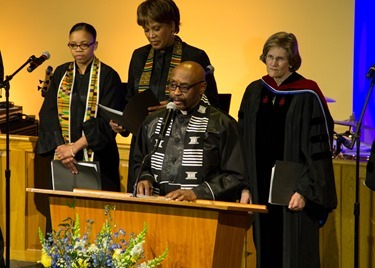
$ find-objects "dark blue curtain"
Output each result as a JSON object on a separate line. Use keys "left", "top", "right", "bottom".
{"left": 353, "top": 0, "right": 375, "bottom": 145}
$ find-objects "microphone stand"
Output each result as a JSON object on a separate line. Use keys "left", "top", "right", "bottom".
{"left": 132, "top": 138, "right": 162, "bottom": 197}
{"left": 0, "top": 55, "right": 34, "bottom": 268}
{"left": 348, "top": 73, "right": 375, "bottom": 268}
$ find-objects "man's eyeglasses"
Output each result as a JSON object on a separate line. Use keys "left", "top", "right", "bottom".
{"left": 167, "top": 80, "right": 205, "bottom": 93}
{"left": 67, "top": 42, "right": 95, "bottom": 50}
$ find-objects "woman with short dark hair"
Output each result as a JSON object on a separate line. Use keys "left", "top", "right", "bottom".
{"left": 111, "top": 0, "right": 219, "bottom": 194}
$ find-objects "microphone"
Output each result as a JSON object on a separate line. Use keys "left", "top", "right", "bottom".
{"left": 158, "top": 102, "right": 177, "bottom": 139}
{"left": 27, "top": 51, "right": 50, "bottom": 73}
{"left": 205, "top": 65, "right": 215, "bottom": 75}
{"left": 132, "top": 102, "right": 176, "bottom": 197}
{"left": 366, "top": 64, "right": 375, "bottom": 79}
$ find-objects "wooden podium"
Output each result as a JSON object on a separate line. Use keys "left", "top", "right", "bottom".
{"left": 26, "top": 188, "right": 267, "bottom": 268}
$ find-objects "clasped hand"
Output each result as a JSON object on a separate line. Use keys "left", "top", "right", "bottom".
{"left": 55, "top": 144, "right": 78, "bottom": 174}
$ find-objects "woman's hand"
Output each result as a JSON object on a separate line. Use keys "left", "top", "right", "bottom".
{"left": 288, "top": 192, "right": 306, "bottom": 211}
{"left": 55, "top": 143, "right": 78, "bottom": 174}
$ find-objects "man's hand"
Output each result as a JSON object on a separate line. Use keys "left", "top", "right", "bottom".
{"left": 137, "top": 180, "right": 154, "bottom": 196}
{"left": 165, "top": 189, "right": 197, "bottom": 201}
{"left": 240, "top": 188, "right": 252, "bottom": 204}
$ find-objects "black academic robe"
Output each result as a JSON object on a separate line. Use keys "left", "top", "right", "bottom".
{"left": 125, "top": 37, "right": 219, "bottom": 193}
{"left": 35, "top": 61, "right": 125, "bottom": 191}
{"left": 133, "top": 104, "right": 247, "bottom": 201}
{"left": 238, "top": 73, "right": 337, "bottom": 268}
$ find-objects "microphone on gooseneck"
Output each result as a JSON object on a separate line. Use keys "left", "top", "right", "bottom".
{"left": 158, "top": 102, "right": 177, "bottom": 139}
{"left": 132, "top": 102, "right": 177, "bottom": 197}
{"left": 27, "top": 51, "right": 50, "bottom": 73}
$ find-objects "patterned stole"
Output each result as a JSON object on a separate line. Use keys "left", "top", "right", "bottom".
{"left": 138, "top": 35, "right": 183, "bottom": 97}
{"left": 151, "top": 95, "right": 210, "bottom": 188}
{"left": 57, "top": 57, "right": 101, "bottom": 161}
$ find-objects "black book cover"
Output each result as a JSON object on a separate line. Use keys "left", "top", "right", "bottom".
{"left": 98, "top": 89, "right": 159, "bottom": 135}
{"left": 268, "top": 160, "right": 304, "bottom": 206}
{"left": 51, "top": 160, "right": 101, "bottom": 191}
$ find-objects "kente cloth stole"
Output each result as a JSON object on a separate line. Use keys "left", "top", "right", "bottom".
{"left": 151, "top": 95, "right": 210, "bottom": 187}
{"left": 138, "top": 36, "right": 183, "bottom": 97}
{"left": 57, "top": 57, "right": 101, "bottom": 161}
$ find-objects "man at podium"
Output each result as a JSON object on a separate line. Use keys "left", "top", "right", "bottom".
{"left": 133, "top": 61, "right": 250, "bottom": 202}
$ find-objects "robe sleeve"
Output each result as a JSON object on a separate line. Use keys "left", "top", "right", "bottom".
{"left": 191, "top": 112, "right": 248, "bottom": 201}
{"left": 82, "top": 65, "right": 125, "bottom": 151}
{"left": 293, "top": 93, "right": 337, "bottom": 210}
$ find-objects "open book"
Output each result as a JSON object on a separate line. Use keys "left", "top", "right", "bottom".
{"left": 51, "top": 160, "right": 101, "bottom": 191}
{"left": 268, "top": 160, "right": 304, "bottom": 206}
{"left": 98, "top": 89, "right": 159, "bottom": 135}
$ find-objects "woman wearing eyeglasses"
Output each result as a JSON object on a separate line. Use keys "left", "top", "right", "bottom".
{"left": 111, "top": 0, "right": 219, "bottom": 194}
{"left": 238, "top": 32, "right": 337, "bottom": 268}
{"left": 36, "top": 22, "right": 125, "bottom": 191}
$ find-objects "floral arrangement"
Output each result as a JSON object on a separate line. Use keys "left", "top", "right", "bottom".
{"left": 38, "top": 204, "right": 168, "bottom": 268}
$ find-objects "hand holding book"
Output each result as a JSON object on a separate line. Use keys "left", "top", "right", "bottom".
{"left": 268, "top": 160, "right": 304, "bottom": 206}
{"left": 51, "top": 160, "right": 101, "bottom": 191}
{"left": 99, "top": 89, "right": 159, "bottom": 135}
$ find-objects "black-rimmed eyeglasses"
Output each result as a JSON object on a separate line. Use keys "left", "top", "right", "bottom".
{"left": 167, "top": 80, "right": 205, "bottom": 93}
{"left": 67, "top": 42, "right": 95, "bottom": 50}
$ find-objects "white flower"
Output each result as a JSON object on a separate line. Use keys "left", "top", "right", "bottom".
{"left": 73, "top": 239, "right": 87, "bottom": 250}
{"left": 87, "top": 243, "right": 99, "bottom": 253}
{"left": 130, "top": 241, "right": 144, "bottom": 256}
{"left": 138, "top": 263, "right": 148, "bottom": 268}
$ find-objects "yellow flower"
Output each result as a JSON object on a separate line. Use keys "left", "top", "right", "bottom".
{"left": 39, "top": 250, "right": 51, "bottom": 267}
{"left": 112, "top": 248, "right": 122, "bottom": 260}
{"left": 73, "top": 258, "right": 89, "bottom": 268}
